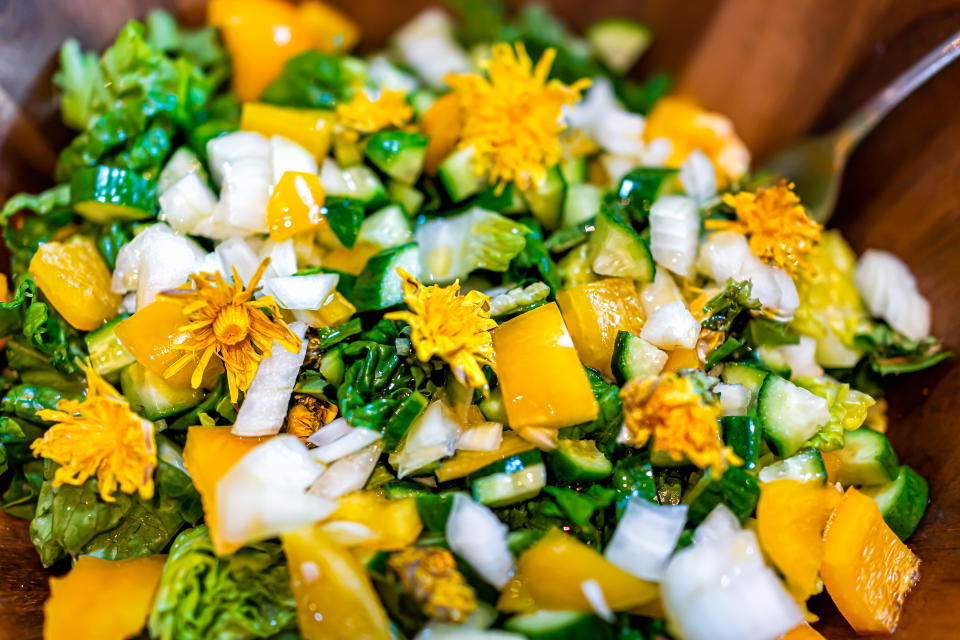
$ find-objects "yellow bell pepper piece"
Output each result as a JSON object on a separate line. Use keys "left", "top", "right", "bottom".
{"left": 44, "top": 554, "right": 166, "bottom": 640}
{"left": 326, "top": 491, "right": 422, "bottom": 550}
{"left": 422, "top": 93, "right": 462, "bottom": 175}
{"left": 267, "top": 171, "right": 327, "bottom": 242}
{"left": 662, "top": 347, "right": 700, "bottom": 372}
{"left": 493, "top": 302, "right": 598, "bottom": 429}
{"left": 322, "top": 242, "right": 382, "bottom": 275}
{"left": 241, "top": 103, "right": 335, "bottom": 160}
{"left": 515, "top": 528, "right": 659, "bottom": 611}
{"left": 29, "top": 238, "right": 121, "bottom": 331}
{"left": 208, "top": 0, "right": 313, "bottom": 102}
{"left": 299, "top": 0, "right": 360, "bottom": 53}
{"left": 183, "top": 426, "right": 268, "bottom": 556}
{"left": 282, "top": 524, "right": 392, "bottom": 640}
{"left": 115, "top": 299, "right": 223, "bottom": 389}
{"left": 435, "top": 432, "right": 535, "bottom": 482}
{"left": 820, "top": 488, "right": 920, "bottom": 634}
{"left": 777, "top": 624, "right": 827, "bottom": 640}
{"left": 557, "top": 278, "right": 645, "bottom": 377}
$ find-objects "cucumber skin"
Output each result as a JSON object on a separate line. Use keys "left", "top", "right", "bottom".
{"left": 611, "top": 331, "right": 666, "bottom": 385}
{"left": 364, "top": 131, "right": 428, "bottom": 185}
{"left": 685, "top": 466, "right": 760, "bottom": 525}
{"left": 588, "top": 208, "right": 655, "bottom": 282}
{"left": 547, "top": 439, "right": 612, "bottom": 483}
{"left": 468, "top": 450, "right": 544, "bottom": 482}
{"left": 863, "top": 465, "right": 928, "bottom": 541}
{"left": 84, "top": 314, "right": 135, "bottom": 376}
{"left": 721, "top": 416, "right": 761, "bottom": 470}
{"left": 757, "top": 375, "right": 825, "bottom": 457}
{"left": 834, "top": 427, "right": 899, "bottom": 487}
{"left": 506, "top": 610, "right": 614, "bottom": 640}
{"left": 471, "top": 463, "right": 547, "bottom": 507}
{"left": 758, "top": 450, "right": 827, "bottom": 485}
{"left": 350, "top": 243, "right": 419, "bottom": 312}
{"left": 71, "top": 165, "right": 157, "bottom": 222}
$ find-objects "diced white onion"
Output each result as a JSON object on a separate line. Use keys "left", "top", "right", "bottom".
{"left": 215, "top": 237, "right": 261, "bottom": 283}
{"left": 643, "top": 137, "right": 673, "bottom": 167}
{"left": 307, "top": 417, "right": 353, "bottom": 447}
{"left": 649, "top": 195, "right": 700, "bottom": 278}
{"left": 217, "top": 435, "right": 333, "bottom": 545}
{"left": 261, "top": 273, "right": 339, "bottom": 310}
{"left": 158, "top": 173, "right": 217, "bottom": 235}
{"left": 714, "top": 383, "right": 751, "bottom": 417}
{"left": 778, "top": 336, "right": 824, "bottom": 379}
{"left": 270, "top": 135, "right": 317, "bottom": 187}
{"left": 319, "top": 158, "right": 348, "bottom": 193}
{"left": 231, "top": 322, "right": 308, "bottom": 437}
{"left": 640, "top": 267, "right": 684, "bottom": 316}
{"left": 309, "top": 442, "right": 383, "bottom": 500}
{"left": 310, "top": 426, "right": 383, "bottom": 464}
{"left": 597, "top": 153, "right": 638, "bottom": 188}
{"left": 120, "top": 293, "right": 137, "bottom": 314}
{"left": 208, "top": 131, "right": 270, "bottom": 185}
{"left": 389, "top": 401, "right": 461, "bottom": 478}
{"left": 158, "top": 147, "right": 204, "bottom": 194}
{"left": 393, "top": 9, "right": 471, "bottom": 88}
{"left": 855, "top": 249, "right": 931, "bottom": 340}
{"left": 215, "top": 156, "right": 272, "bottom": 233}
{"left": 679, "top": 149, "right": 717, "bottom": 204}
{"left": 580, "top": 579, "right": 615, "bottom": 623}
{"left": 456, "top": 422, "right": 503, "bottom": 452}
{"left": 661, "top": 505, "right": 803, "bottom": 640}
{"left": 368, "top": 55, "right": 419, "bottom": 93}
{"left": 113, "top": 223, "right": 206, "bottom": 308}
{"left": 605, "top": 498, "right": 688, "bottom": 581}
{"left": 641, "top": 301, "right": 701, "bottom": 350}
{"left": 445, "top": 493, "right": 514, "bottom": 589}
{"left": 594, "top": 110, "right": 646, "bottom": 157}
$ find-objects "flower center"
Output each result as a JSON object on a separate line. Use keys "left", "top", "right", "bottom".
{"left": 213, "top": 304, "right": 251, "bottom": 345}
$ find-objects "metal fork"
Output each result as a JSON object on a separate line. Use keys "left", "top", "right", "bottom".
{"left": 759, "top": 28, "right": 960, "bottom": 223}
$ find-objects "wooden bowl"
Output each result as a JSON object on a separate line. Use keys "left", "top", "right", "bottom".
{"left": 1, "top": 1, "right": 958, "bottom": 638}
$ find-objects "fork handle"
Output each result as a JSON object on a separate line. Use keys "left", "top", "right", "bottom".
{"left": 839, "top": 28, "right": 960, "bottom": 146}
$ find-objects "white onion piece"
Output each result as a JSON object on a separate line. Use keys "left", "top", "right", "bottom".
{"left": 643, "top": 137, "right": 673, "bottom": 167}
{"left": 319, "top": 158, "right": 348, "bottom": 193}
{"left": 196, "top": 251, "right": 226, "bottom": 277}
{"left": 190, "top": 216, "right": 252, "bottom": 241}
{"left": 307, "top": 417, "right": 353, "bottom": 447}
{"left": 446, "top": 493, "right": 514, "bottom": 589}
{"left": 456, "top": 422, "right": 503, "bottom": 452}
{"left": 310, "top": 427, "right": 383, "bottom": 464}
{"left": 208, "top": 131, "right": 270, "bottom": 185}
{"left": 580, "top": 579, "right": 615, "bottom": 623}
{"left": 120, "top": 293, "right": 137, "bottom": 314}
{"left": 216, "top": 237, "right": 261, "bottom": 283}
{"left": 778, "top": 336, "right": 824, "bottom": 379}
{"left": 260, "top": 238, "right": 298, "bottom": 278}
{"left": 598, "top": 153, "right": 637, "bottom": 188}
{"left": 270, "top": 135, "right": 317, "bottom": 187}
{"left": 605, "top": 498, "right": 688, "bottom": 581}
{"left": 389, "top": 401, "right": 461, "bottom": 478}
{"left": 231, "top": 322, "right": 308, "bottom": 437}
{"left": 650, "top": 195, "right": 700, "bottom": 278}
{"left": 117, "top": 223, "right": 205, "bottom": 308}
{"left": 641, "top": 301, "right": 700, "bottom": 350}
{"left": 309, "top": 442, "right": 383, "bottom": 500}
{"left": 680, "top": 149, "right": 717, "bottom": 204}
{"left": 215, "top": 156, "right": 272, "bottom": 233}
{"left": 714, "top": 383, "right": 751, "bottom": 417}
{"left": 158, "top": 147, "right": 204, "bottom": 194}
{"left": 855, "top": 249, "right": 931, "bottom": 340}
{"left": 158, "top": 173, "right": 217, "bottom": 234}
{"left": 261, "top": 274, "right": 339, "bottom": 310}
{"left": 640, "top": 267, "right": 684, "bottom": 316}
{"left": 694, "top": 502, "right": 741, "bottom": 546}
{"left": 661, "top": 504, "right": 803, "bottom": 640}
{"left": 217, "top": 435, "right": 333, "bottom": 545}
{"left": 393, "top": 9, "right": 471, "bottom": 88}
{"left": 368, "top": 55, "right": 419, "bottom": 93}
{"left": 112, "top": 223, "right": 183, "bottom": 294}
{"left": 595, "top": 110, "right": 645, "bottom": 157}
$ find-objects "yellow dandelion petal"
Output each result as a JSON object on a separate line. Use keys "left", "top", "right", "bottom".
{"left": 385, "top": 269, "right": 497, "bottom": 390}
{"left": 31, "top": 362, "right": 157, "bottom": 502}
{"left": 158, "top": 258, "right": 302, "bottom": 403}
{"left": 620, "top": 374, "right": 741, "bottom": 476}
{"left": 707, "top": 180, "right": 822, "bottom": 276}
{"left": 337, "top": 87, "right": 414, "bottom": 135}
{"left": 445, "top": 42, "right": 590, "bottom": 194}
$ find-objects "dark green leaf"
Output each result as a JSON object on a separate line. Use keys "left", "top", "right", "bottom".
{"left": 261, "top": 50, "right": 347, "bottom": 108}
{"left": 704, "top": 337, "right": 744, "bottom": 369}
{"left": 507, "top": 219, "right": 561, "bottom": 293}
{"left": 744, "top": 316, "right": 800, "bottom": 347}
{"left": 559, "top": 369, "right": 623, "bottom": 452}
{"left": 543, "top": 485, "right": 615, "bottom": 526}
{"left": 702, "top": 279, "right": 761, "bottom": 332}
{"left": 323, "top": 197, "right": 365, "bottom": 248}
{"left": 612, "top": 453, "right": 656, "bottom": 517}
{"left": 853, "top": 321, "right": 952, "bottom": 375}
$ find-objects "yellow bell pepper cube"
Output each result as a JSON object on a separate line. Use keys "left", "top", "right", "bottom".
{"left": 44, "top": 554, "right": 166, "bottom": 640}
{"left": 266, "top": 171, "right": 327, "bottom": 242}
{"left": 435, "top": 432, "right": 535, "bottom": 482}
{"left": 282, "top": 524, "right": 392, "bottom": 640}
{"left": 240, "top": 103, "right": 335, "bottom": 160}
{"left": 493, "top": 302, "right": 598, "bottom": 429}
{"left": 29, "top": 238, "right": 121, "bottom": 331}
{"left": 115, "top": 299, "right": 223, "bottom": 389}
{"left": 299, "top": 0, "right": 361, "bottom": 53}
{"left": 327, "top": 491, "right": 422, "bottom": 551}
{"left": 557, "top": 278, "right": 645, "bottom": 377}
{"left": 322, "top": 242, "right": 382, "bottom": 275}
{"left": 183, "top": 426, "right": 269, "bottom": 556}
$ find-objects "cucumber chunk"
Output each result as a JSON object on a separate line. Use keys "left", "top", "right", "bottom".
{"left": 757, "top": 375, "right": 830, "bottom": 457}
{"left": 522, "top": 166, "right": 566, "bottom": 230}
{"left": 862, "top": 465, "right": 928, "bottom": 540}
{"left": 611, "top": 330, "right": 668, "bottom": 384}
{"left": 754, "top": 345, "right": 792, "bottom": 379}
{"left": 615, "top": 167, "right": 680, "bottom": 222}
{"left": 121, "top": 362, "right": 206, "bottom": 421}
{"left": 70, "top": 165, "right": 156, "bottom": 223}
{"left": 388, "top": 179, "right": 425, "bottom": 215}
{"left": 832, "top": 427, "right": 899, "bottom": 487}
{"left": 478, "top": 387, "right": 508, "bottom": 424}
{"left": 587, "top": 207, "right": 655, "bottom": 282}
{"left": 438, "top": 145, "right": 486, "bottom": 202}
{"left": 587, "top": 18, "right": 653, "bottom": 73}
{"left": 365, "top": 131, "right": 429, "bottom": 185}
{"left": 758, "top": 450, "right": 827, "bottom": 485}
{"left": 84, "top": 314, "right": 135, "bottom": 377}
{"left": 562, "top": 183, "right": 603, "bottom": 228}
{"left": 684, "top": 466, "right": 760, "bottom": 525}
{"left": 350, "top": 243, "right": 420, "bottom": 312}
{"left": 547, "top": 439, "right": 612, "bottom": 482}
{"left": 506, "top": 610, "right": 613, "bottom": 640}
{"left": 356, "top": 204, "right": 413, "bottom": 249}
{"left": 468, "top": 450, "right": 544, "bottom": 481}
{"left": 471, "top": 462, "right": 547, "bottom": 507}
{"left": 560, "top": 157, "right": 587, "bottom": 185}
{"left": 721, "top": 416, "right": 761, "bottom": 470}
{"left": 720, "top": 362, "right": 768, "bottom": 411}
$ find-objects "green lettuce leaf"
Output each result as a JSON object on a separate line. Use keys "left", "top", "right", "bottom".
{"left": 148, "top": 526, "right": 298, "bottom": 640}
{"left": 796, "top": 377, "right": 875, "bottom": 451}
{"left": 853, "top": 321, "right": 952, "bottom": 376}
{"left": 261, "top": 50, "right": 351, "bottom": 109}
{"left": 543, "top": 485, "right": 615, "bottom": 526}
{"left": 559, "top": 368, "right": 623, "bottom": 452}
{"left": 701, "top": 279, "right": 761, "bottom": 332}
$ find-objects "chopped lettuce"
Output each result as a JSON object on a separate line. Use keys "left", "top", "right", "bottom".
{"left": 489, "top": 282, "right": 551, "bottom": 319}
{"left": 795, "top": 377, "right": 875, "bottom": 451}
{"left": 853, "top": 320, "right": 953, "bottom": 376}
{"left": 148, "top": 526, "right": 298, "bottom": 640}
{"left": 261, "top": 50, "right": 355, "bottom": 109}
{"left": 701, "top": 279, "right": 761, "bottom": 333}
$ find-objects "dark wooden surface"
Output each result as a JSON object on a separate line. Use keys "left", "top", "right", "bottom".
{"left": 2, "top": 1, "right": 960, "bottom": 638}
